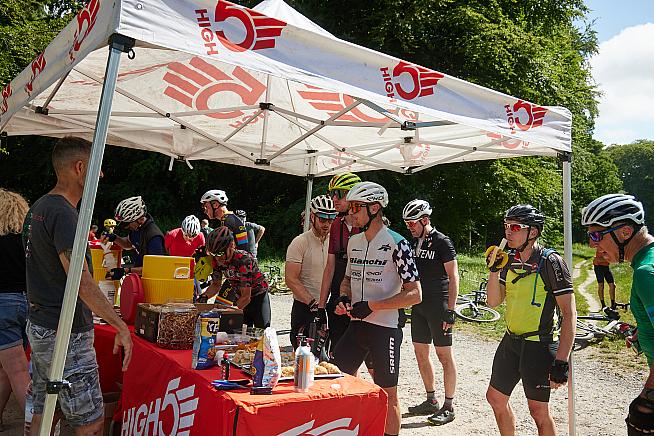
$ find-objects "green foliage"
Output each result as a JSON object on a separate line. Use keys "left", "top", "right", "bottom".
{"left": 606, "top": 140, "right": 654, "bottom": 229}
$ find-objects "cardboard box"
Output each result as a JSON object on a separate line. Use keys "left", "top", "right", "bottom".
{"left": 194, "top": 304, "right": 244, "bottom": 334}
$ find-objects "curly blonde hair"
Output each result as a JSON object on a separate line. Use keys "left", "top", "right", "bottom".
{"left": 0, "top": 189, "right": 29, "bottom": 236}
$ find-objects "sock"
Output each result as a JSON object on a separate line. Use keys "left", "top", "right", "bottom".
{"left": 426, "top": 391, "right": 436, "bottom": 403}
{"left": 600, "top": 299, "right": 606, "bottom": 308}
{"left": 611, "top": 300, "right": 616, "bottom": 309}
{"left": 443, "top": 396, "right": 453, "bottom": 410}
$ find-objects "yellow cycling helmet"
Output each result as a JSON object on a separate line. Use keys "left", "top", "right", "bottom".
{"left": 104, "top": 218, "right": 117, "bottom": 227}
{"left": 328, "top": 172, "right": 361, "bottom": 191}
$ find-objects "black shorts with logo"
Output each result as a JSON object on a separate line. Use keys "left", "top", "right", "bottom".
{"left": 410, "top": 299, "right": 452, "bottom": 347}
{"left": 331, "top": 321, "right": 402, "bottom": 388}
{"left": 490, "top": 333, "right": 558, "bottom": 402}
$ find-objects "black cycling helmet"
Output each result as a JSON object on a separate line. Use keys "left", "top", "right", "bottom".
{"left": 504, "top": 204, "right": 545, "bottom": 232}
{"left": 206, "top": 226, "right": 234, "bottom": 254}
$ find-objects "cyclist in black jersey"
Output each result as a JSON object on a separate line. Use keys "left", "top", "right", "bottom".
{"left": 403, "top": 199, "right": 459, "bottom": 425}
{"left": 200, "top": 189, "right": 249, "bottom": 252}
{"left": 485, "top": 205, "right": 575, "bottom": 436}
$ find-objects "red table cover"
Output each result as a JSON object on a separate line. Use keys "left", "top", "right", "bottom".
{"left": 98, "top": 331, "right": 387, "bottom": 435}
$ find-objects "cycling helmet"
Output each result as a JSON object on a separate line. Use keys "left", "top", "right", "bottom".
{"left": 104, "top": 218, "right": 116, "bottom": 227}
{"left": 234, "top": 209, "right": 247, "bottom": 220}
{"left": 115, "top": 196, "right": 146, "bottom": 223}
{"left": 581, "top": 194, "right": 645, "bottom": 227}
{"left": 328, "top": 172, "right": 361, "bottom": 191}
{"left": 310, "top": 195, "right": 337, "bottom": 218}
{"left": 200, "top": 189, "right": 228, "bottom": 205}
{"left": 206, "top": 226, "right": 234, "bottom": 254}
{"left": 402, "top": 199, "right": 432, "bottom": 220}
{"left": 181, "top": 215, "right": 201, "bottom": 238}
{"left": 346, "top": 182, "right": 389, "bottom": 208}
{"left": 504, "top": 204, "right": 545, "bottom": 231}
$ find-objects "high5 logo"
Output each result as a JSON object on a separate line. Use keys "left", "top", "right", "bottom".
{"left": 25, "top": 52, "right": 46, "bottom": 96}
{"left": 68, "top": 0, "right": 100, "bottom": 62}
{"left": 0, "top": 83, "right": 12, "bottom": 118}
{"left": 486, "top": 132, "right": 530, "bottom": 150}
{"left": 195, "top": 0, "right": 287, "bottom": 56}
{"left": 163, "top": 57, "right": 266, "bottom": 122}
{"left": 380, "top": 61, "right": 444, "bottom": 101}
{"left": 504, "top": 100, "right": 548, "bottom": 134}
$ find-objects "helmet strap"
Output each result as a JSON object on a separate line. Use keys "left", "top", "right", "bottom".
{"left": 517, "top": 225, "right": 533, "bottom": 253}
{"left": 609, "top": 225, "right": 639, "bottom": 263}
{"left": 361, "top": 204, "right": 379, "bottom": 232}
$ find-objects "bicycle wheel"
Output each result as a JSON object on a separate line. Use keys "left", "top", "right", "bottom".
{"left": 456, "top": 294, "right": 476, "bottom": 305}
{"left": 576, "top": 321, "right": 604, "bottom": 341}
{"left": 455, "top": 302, "right": 500, "bottom": 322}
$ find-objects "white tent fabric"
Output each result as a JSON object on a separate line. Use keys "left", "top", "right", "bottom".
{"left": 0, "top": 0, "right": 571, "bottom": 177}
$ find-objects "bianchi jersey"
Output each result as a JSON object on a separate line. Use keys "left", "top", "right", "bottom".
{"left": 346, "top": 226, "right": 419, "bottom": 328}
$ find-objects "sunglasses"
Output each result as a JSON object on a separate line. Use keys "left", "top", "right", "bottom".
{"left": 404, "top": 219, "right": 422, "bottom": 228}
{"left": 207, "top": 250, "right": 226, "bottom": 257}
{"left": 349, "top": 202, "right": 367, "bottom": 213}
{"left": 504, "top": 222, "right": 530, "bottom": 232}
{"left": 331, "top": 190, "right": 349, "bottom": 199}
{"left": 587, "top": 224, "right": 627, "bottom": 243}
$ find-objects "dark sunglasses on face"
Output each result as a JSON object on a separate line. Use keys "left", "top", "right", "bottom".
{"left": 315, "top": 216, "right": 335, "bottom": 224}
{"left": 504, "top": 222, "right": 530, "bottom": 232}
{"left": 587, "top": 224, "right": 627, "bottom": 243}
{"left": 331, "top": 190, "right": 349, "bottom": 200}
{"left": 207, "top": 250, "right": 226, "bottom": 257}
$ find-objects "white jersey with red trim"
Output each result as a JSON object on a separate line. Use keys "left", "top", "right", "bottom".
{"left": 345, "top": 225, "right": 419, "bottom": 328}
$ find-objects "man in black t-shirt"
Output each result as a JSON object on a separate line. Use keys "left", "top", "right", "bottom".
{"left": 23, "top": 137, "right": 132, "bottom": 434}
{"left": 402, "top": 199, "right": 459, "bottom": 426}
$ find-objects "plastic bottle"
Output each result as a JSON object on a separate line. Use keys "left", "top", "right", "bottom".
{"left": 294, "top": 337, "right": 314, "bottom": 393}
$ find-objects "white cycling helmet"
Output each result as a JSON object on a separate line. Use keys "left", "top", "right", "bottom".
{"left": 310, "top": 195, "right": 337, "bottom": 218}
{"left": 581, "top": 194, "right": 645, "bottom": 227}
{"left": 115, "top": 196, "right": 146, "bottom": 223}
{"left": 200, "top": 189, "right": 228, "bottom": 205}
{"left": 346, "top": 182, "right": 389, "bottom": 208}
{"left": 181, "top": 215, "right": 201, "bottom": 238}
{"left": 403, "top": 199, "right": 432, "bottom": 221}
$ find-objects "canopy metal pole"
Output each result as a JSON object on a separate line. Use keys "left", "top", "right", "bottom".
{"left": 303, "top": 175, "right": 314, "bottom": 232}
{"left": 38, "top": 34, "right": 134, "bottom": 436}
{"left": 561, "top": 151, "right": 576, "bottom": 436}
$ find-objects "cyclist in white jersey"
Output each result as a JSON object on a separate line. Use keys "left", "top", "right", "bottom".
{"left": 332, "top": 182, "right": 422, "bottom": 436}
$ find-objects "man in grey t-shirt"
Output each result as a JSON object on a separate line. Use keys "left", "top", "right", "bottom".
{"left": 23, "top": 137, "right": 132, "bottom": 435}
{"left": 235, "top": 210, "right": 265, "bottom": 258}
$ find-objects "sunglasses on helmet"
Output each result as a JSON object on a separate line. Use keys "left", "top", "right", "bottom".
{"left": 503, "top": 222, "right": 530, "bottom": 232}
{"left": 331, "top": 189, "right": 349, "bottom": 200}
{"left": 587, "top": 224, "right": 627, "bottom": 243}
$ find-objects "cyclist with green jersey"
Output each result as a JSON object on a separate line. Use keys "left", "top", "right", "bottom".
{"left": 581, "top": 194, "right": 654, "bottom": 435}
{"left": 485, "top": 205, "right": 576, "bottom": 436}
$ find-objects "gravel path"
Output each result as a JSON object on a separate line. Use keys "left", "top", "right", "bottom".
{"left": 269, "top": 292, "right": 646, "bottom": 436}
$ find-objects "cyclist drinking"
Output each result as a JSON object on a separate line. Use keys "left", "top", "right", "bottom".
{"left": 332, "top": 182, "right": 422, "bottom": 436}
{"left": 485, "top": 205, "right": 575, "bottom": 436}
{"left": 581, "top": 194, "right": 654, "bottom": 436}
{"left": 200, "top": 189, "right": 249, "bottom": 252}
{"left": 197, "top": 227, "right": 270, "bottom": 328}
{"left": 403, "top": 199, "right": 459, "bottom": 425}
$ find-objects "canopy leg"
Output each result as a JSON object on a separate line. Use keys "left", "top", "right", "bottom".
{"left": 562, "top": 152, "right": 576, "bottom": 436}
{"left": 303, "top": 175, "right": 314, "bottom": 232}
{"left": 38, "top": 34, "right": 135, "bottom": 436}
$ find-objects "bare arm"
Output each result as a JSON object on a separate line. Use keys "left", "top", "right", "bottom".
{"left": 59, "top": 251, "right": 132, "bottom": 371}
{"left": 103, "top": 234, "right": 133, "bottom": 251}
{"left": 318, "top": 254, "right": 336, "bottom": 308}
{"left": 444, "top": 259, "right": 459, "bottom": 310}
{"left": 486, "top": 271, "right": 505, "bottom": 308}
{"left": 255, "top": 226, "right": 265, "bottom": 244}
{"left": 368, "top": 281, "right": 422, "bottom": 311}
{"left": 201, "top": 276, "right": 222, "bottom": 300}
{"left": 285, "top": 261, "right": 315, "bottom": 304}
{"left": 554, "top": 292, "right": 577, "bottom": 362}
{"left": 335, "top": 275, "right": 352, "bottom": 315}
{"left": 235, "top": 286, "right": 252, "bottom": 310}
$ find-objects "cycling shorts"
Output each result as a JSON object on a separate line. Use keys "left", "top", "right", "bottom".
{"left": 331, "top": 320, "right": 402, "bottom": 388}
{"left": 593, "top": 265, "right": 614, "bottom": 284}
{"left": 410, "top": 301, "right": 452, "bottom": 347}
{"left": 490, "top": 333, "right": 558, "bottom": 402}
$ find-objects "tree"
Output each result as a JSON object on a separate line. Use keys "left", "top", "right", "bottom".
{"left": 607, "top": 140, "right": 654, "bottom": 228}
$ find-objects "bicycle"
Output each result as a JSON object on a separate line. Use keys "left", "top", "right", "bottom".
{"left": 261, "top": 264, "right": 291, "bottom": 294}
{"left": 574, "top": 313, "right": 637, "bottom": 350}
{"left": 455, "top": 278, "right": 501, "bottom": 323}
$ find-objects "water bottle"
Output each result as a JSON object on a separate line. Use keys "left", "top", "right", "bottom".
{"left": 294, "top": 338, "right": 314, "bottom": 393}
